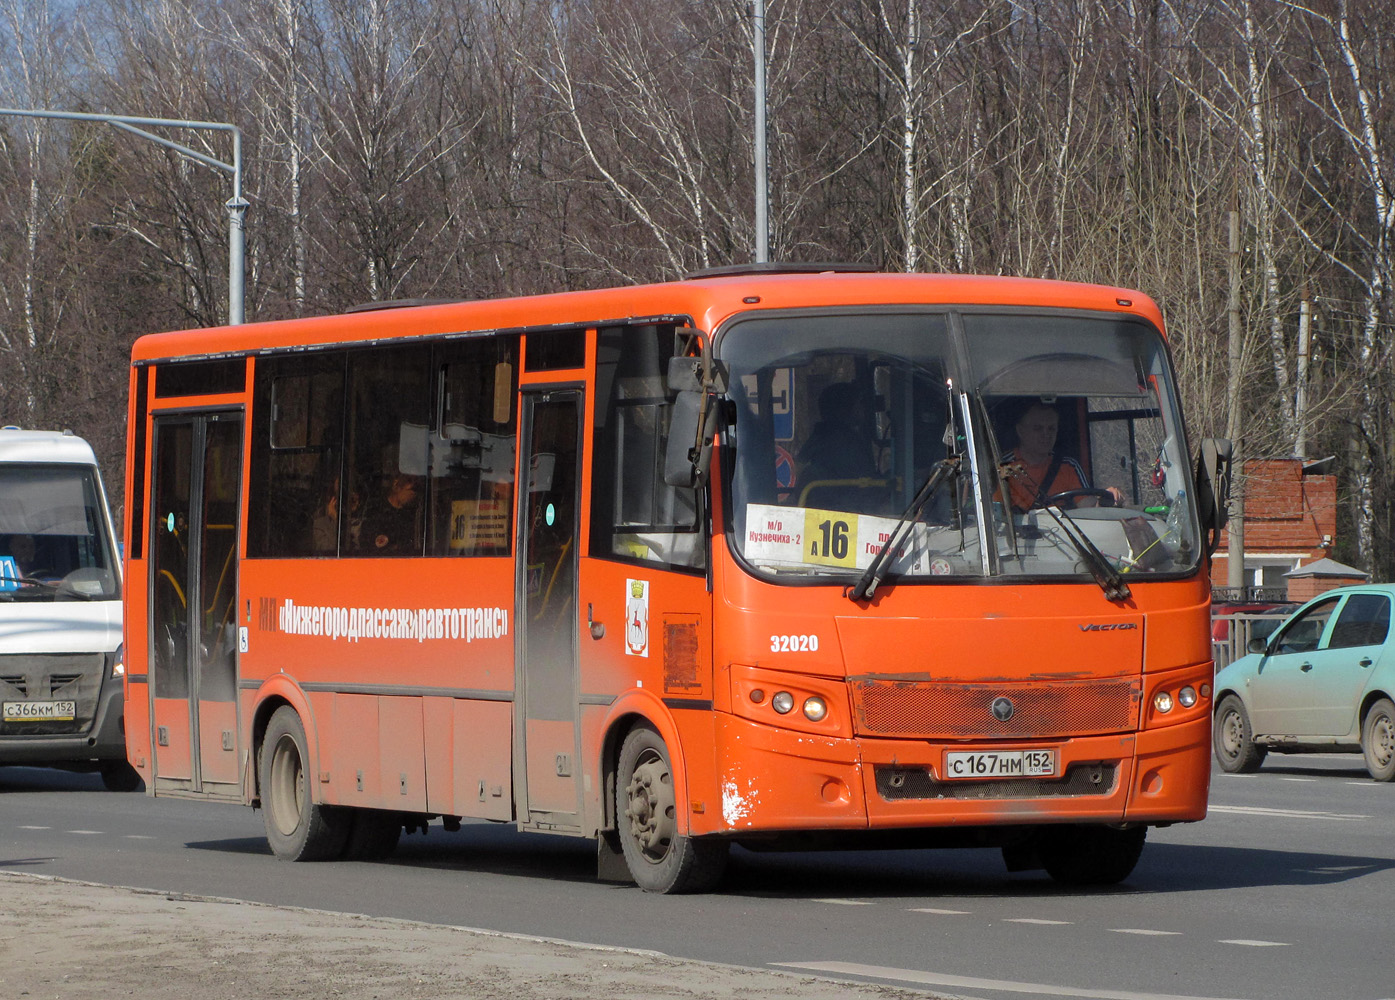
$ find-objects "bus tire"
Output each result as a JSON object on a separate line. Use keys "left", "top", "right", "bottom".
{"left": 1361, "top": 698, "right": 1395, "bottom": 782}
{"left": 99, "top": 761, "right": 143, "bottom": 792}
{"left": 259, "top": 706, "right": 348, "bottom": 861}
{"left": 342, "top": 808, "right": 402, "bottom": 860}
{"left": 1214, "top": 694, "right": 1266, "bottom": 773}
{"left": 616, "top": 723, "right": 727, "bottom": 894}
{"left": 1039, "top": 824, "right": 1146, "bottom": 886}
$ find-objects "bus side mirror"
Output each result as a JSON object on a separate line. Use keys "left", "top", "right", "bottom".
{"left": 1194, "top": 437, "right": 1232, "bottom": 555}
{"left": 664, "top": 390, "right": 711, "bottom": 487}
{"left": 666, "top": 355, "right": 728, "bottom": 395}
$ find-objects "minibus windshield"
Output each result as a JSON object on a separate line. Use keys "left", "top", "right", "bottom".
{"left": 720, "top": 310, "right": 1200, "bottom": 586}
{"left": 0, "top": 465, "right": 120, "bottom": 601}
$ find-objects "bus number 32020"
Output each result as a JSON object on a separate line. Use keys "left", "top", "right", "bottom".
{"left": 771, "top": 634, "right": 819, "bottom": 652}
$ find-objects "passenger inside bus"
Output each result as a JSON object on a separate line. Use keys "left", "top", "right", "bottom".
{"left": 796, "top": 381, "right": 887, "bottom": 512}
{"left": 362, "top": 472, "right": 422, "bottom": 553}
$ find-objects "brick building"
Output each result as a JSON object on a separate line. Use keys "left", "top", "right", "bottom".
{"left": 1283, "top": 557, "right": 1370, "bottom": 602}
{"left": 1209, "top": 457, "right": 1341, "bottom": 600}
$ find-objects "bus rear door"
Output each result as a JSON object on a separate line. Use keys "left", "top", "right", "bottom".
{"left": 514, "top": 389, "right": 584, "bottom": 828}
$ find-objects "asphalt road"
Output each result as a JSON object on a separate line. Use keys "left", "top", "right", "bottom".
{"left": 2, "top": 754, "right": 1390, "bottom": 1000}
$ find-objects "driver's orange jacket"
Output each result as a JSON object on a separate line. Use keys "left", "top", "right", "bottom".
{"left": 1000, "top": 450, "right": 1087, "bottom": 512}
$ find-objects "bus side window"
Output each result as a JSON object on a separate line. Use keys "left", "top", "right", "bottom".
{"left": 247, "top": 354, "right": 346, "bottom": 558}
{"left": 344, "top": 345, "right": 432, "bottom": 557}
{"left": 590, "top": 324, "right": 705, "bottom": 571}
{"left": 428, "top": 336, "right": 519, "bottom": 557}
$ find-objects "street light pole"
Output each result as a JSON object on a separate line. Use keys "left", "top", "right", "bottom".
{"left": 752, "top": 0, "right": 769, "bottom": 263}
{"left": 0, "top": 108, "right": 248, "bottom": 325}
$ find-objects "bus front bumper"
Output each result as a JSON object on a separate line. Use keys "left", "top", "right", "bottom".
{"left": 705, "top": 712, "right": 1210, "bottom": 836}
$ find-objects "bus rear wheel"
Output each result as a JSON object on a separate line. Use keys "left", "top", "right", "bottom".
{"left": 1039, "top": 824, "right": 1146, "bottom": 886}
{"left": 342, "top": 808, "right": 402, "bottom": 860}
{"left": 259, "top": 706, "right": 348, "bottom": 861}
{"left": 616, "top": 724, "right": 727, "bottom": 894}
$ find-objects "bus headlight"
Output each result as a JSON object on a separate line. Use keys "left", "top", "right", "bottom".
{"left": 1153, "top": 691, "right": 1174, "bottom": 713}
{"left": 771, "top": 691, "right": 795, "bottom": 714}
{"left": 1178, "top": 685, "right": 1198, "bottom": 708}
{"left": 802, "top": 696, "right": 828, "bottom": 722}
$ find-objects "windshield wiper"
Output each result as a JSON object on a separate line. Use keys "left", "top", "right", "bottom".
{"left": 1033, "top": 504, "right": 1131, "bottom": 601}
{"left": 848, "top": 457, "right": 960, "bottom": 602}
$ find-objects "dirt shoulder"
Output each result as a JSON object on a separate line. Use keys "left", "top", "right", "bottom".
{"left": 1, "top": 871, "right": 945, "bottom": 1000}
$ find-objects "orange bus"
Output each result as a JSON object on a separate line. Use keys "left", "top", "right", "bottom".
{"left": 121, "top": 266, "right": 1231, "bottom": 892}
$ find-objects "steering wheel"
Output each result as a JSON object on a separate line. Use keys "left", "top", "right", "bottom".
{"left": 1043, "top": 488, "right": 1115, "bottom": 508}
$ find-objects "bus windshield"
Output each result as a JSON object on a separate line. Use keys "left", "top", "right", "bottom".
{"left": 0, "top": 465, "right": 120, "bottom": 601}
{"left": 721, "top": 310, "right": 1199, "bottom": 585}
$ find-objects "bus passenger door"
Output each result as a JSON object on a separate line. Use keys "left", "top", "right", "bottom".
{"left": 514, "top": 390, "right": 583, "bottom": 828}
{"left": 148, "top": 412, "right": 243, "bottom": 795}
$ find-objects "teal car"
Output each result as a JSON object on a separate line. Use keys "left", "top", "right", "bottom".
{"left": 1213, "top": 584, "right": 1395, "bottom": 781}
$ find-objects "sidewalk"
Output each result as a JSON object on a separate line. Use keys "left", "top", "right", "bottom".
{"left": 1, "top": 872, "right": 945, "bottom": 999}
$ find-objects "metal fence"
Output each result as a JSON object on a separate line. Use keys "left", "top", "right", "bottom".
{"left": 1211, "top": 613, "right": 1291, "bottom": 670}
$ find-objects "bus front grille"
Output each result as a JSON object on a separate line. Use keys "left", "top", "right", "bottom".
{"left": 849, "top": 676, "right": 1141, "bottom": 739}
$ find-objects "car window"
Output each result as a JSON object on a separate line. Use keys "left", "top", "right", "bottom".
{"left": 1328, "top": 593, "right": 1391, "bottom": 649}
{"left": 1272, "top": 596, "right": 1340, "bottom": 655}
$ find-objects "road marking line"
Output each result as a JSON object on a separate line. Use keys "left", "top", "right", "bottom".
{"left": 1005, "top": 917, "right": 1072, "bottom": 925}
{"left": 66, "top": 830, "right": 103, "bottom": 835}
{"left": 123, "top": 835, "right": 155, "bottom": 840}
{"left": 18, "top": 825, "right": 51, "bottom": 830}
{"left": 1279, "top": 777, "right": 1315, "bottom": 782}
{"left": 1218, "top": 939, "right": 1289, "bottom": 947}
{"left": 1110, "top": 928, "right": 1182, "bottom": 936}
{"left": 1209, "top": 804, "right": 1368, "bottom": 821}
{"left": 909, "top": 907, "right": 970, "bottom": 915}
{"left": 773, "top": 960, "right": 1252, "bottom": 1000}
{"left": 811, "top": 898, "right": 873, "bottom": 905}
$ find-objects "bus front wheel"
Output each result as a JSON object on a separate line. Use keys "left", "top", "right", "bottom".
{"left": 259, "top": 706, "right": 348, "bottom": 861}
{"left": 1039, "top": 824, "right": 1146, "bottom": 885}
{"left": 616, "top": 724, "right": 727, "bottom": 893}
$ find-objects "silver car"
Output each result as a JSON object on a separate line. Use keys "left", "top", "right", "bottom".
{"left": 1212, "top": 584, "right": 1395, "bottom": 781}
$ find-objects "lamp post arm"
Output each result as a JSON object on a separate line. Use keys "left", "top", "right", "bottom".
{"left": 105, "top": 120, "right": 234, "bottom": 176}
{"left": 0, "top": 107, "right": 246, "bottom": 324}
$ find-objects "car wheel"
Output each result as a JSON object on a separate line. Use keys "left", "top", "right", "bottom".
{"left": 259, "top": 706, "right": 349, "bottom": 860}
{"left": 1214, "top": 694, "right": 1266, "bottom": 773}
{"left": 616, "top": 723, "right": 728, "bottom": 893}
{"left": 1361, "top": 697, "right": 1395, "bottom": 782}
{"left": 1039, "top": 824, "right": 1146, "bottom": 886}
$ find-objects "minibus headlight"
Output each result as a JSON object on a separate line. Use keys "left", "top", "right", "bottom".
{"left": 802, "top": 696, "right": 828, "bottom": 722}
{"left": 771, "top": 691, "right": 795, "bottom": 714}
{"left": 1178, "top": 685, "right": 1198, "bottom": 708}
{"left": 1153, "top": 691, "right": 1174, "bottom": 713}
